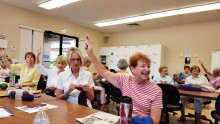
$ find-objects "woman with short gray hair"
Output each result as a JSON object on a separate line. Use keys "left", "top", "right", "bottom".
{"left": 117, "top": 59, "right": 130, "bottom": 76}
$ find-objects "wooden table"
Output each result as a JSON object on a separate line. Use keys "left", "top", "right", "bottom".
{"left": 179, "top": 90, "right": 219, "bottom": 100}
{"left": 0, "top": 94, "right": 100, "bottom": 124}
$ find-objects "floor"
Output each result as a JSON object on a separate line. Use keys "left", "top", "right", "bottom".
{"left": 102, "top": 100, "right": 217, "bottom": 124}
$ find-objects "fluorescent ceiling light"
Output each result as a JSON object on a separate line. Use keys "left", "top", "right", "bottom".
{"left": 38, "top": 0, "right": 80, "bottom": 10}
{"left": 95, "top": 2, "right": 220, "bottom": 27}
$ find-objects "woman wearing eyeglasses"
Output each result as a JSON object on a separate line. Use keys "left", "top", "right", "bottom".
{"left": 55, "top": 47, "right": 94, "bottom": 107}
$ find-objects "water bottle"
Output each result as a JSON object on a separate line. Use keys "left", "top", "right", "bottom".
{"left": 9, "top": 73, "right": 16, "bottom": 87}
{"left": 120, "top": 96, "right": 132, "bottom": 124}
{"left": 33, "top": 108, "right": 49, "bottom": 124}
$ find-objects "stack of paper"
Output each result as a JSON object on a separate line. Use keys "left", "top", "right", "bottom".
{"left": 76, "top": 112, "right": 119, "bottom": 124}
{"left": 15, "top": 103, "right": 57, "bottom": 113}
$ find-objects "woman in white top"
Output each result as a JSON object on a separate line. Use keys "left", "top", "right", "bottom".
{"left": 56, "top": 47, "right": 95, "bottom": 107}
{"left": 178, "top": 65, "right": 212, "bottom": 124}
{"left": 35, "top": 48, "right": 67, "bottom": 96}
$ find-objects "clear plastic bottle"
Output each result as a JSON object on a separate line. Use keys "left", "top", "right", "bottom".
{"left": 33, "top": 107, "right": 49, "bottom": 124}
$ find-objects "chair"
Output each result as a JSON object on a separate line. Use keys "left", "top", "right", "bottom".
{"left": 37, "top": 75, "right": 47, "bottom": 91}
{"left": 91, "top": 90, "right": 101, "bottom": 109}
{"left": 211, "top": 94, "right": 220, "bottom": 124}
{"left": 157, "top": 84, "right": 183, "bottom": 124}
{"left": 102, "top": 81, "right": 122, "bottom": 115}
{"left": 5, "top": 75, "right": 20, "bottom": 83}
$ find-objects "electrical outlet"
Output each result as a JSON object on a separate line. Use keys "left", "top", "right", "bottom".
{"left": 10, "top": 46, "right": 16, "bottom": 51}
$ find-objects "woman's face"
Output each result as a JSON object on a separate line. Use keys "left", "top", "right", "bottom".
{"left": 160, "top": 68, "right": 168, "bottom": 77}
{"left": 132, "top": 60, "right": 150, "bottom": 81}
{"left": 184, "top": 68, "right": 190, "bottom": 74}
{"left": 192, "top": 68, "right": 200, "bottom": 77}
{"left": 25, "top": 54, "right": 35, "bottom": 64}
{"left": 212, "top": 71, "right": 219, "bottom": 77}
{"left": 69, "top": 52, "right": 81, "bottom": 70}
{"left": 56, "top": 62, "right": 66, "bottom": 71}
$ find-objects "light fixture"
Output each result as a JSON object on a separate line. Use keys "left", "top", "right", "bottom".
{"left": 95, "top": 2, "right": 220, "bottom": 27}
{"left": 38, "top": 0, "right": 80, "bottom": 10}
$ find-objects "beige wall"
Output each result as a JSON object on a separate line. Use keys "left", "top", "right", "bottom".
{"left": 106, "top": 21, "right": 220, "bottom": 75}
{"left": 0, "top": 2, "right": 105, "bottom": 60}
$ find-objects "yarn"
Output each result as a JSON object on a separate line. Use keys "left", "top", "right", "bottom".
{"left": 8, "top": 90, "right": 34, "bottom": 101}
{"left": 0, "top": 83, "right": 8, "bottom": 90}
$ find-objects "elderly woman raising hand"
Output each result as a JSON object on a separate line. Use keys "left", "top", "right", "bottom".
{"left": 85, "top": 36, "right": 162, "bottom": 124}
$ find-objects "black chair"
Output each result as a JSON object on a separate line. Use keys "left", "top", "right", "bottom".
{"left": 91, "top": 90, "right": 101, "bottom": 109}
{"left": 102, "top": 81, "right": 122, "bottom": 115}
{"left": 5, "top": 75, "right": 20, "bottom": 83}
{"left": 157, "top": 84, "right": 183, "bottom": 124}
{"left": 211, "top": 94, "right": 220, "bottom": 124}
{"left": 37, "top": 75, "right": 47, "bottom": 91}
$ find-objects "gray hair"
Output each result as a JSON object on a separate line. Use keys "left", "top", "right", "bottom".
{"left": 213, "top": 68, "right": 220, "bottom": 75}
{"left": 117, "top": 59, "right": 128, "bottom": 70}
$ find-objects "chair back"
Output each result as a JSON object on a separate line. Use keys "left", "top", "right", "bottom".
{"left": 157, "top": 84, "right": 181, "bottom": 105}
{"left": 216, "top": 94, "right": 220, "bottom": 114}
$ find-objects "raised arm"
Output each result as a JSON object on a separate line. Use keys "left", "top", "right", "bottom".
{"left": 85, "top": 36, "right": 119, "bottom": 88}
{"left": 199, "top": 60, "right": 211, "bottom": 76}
{"left": 36, "top": 47, "right": 43, "bottom": 64}
{"left": 0, "top": 48, "right": 11, "bottom": 69}
{"left": 35, "top": 48, "right": 50, "bottom": 76}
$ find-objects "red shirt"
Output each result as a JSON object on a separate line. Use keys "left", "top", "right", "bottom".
{"left": 117, "top": 74, "right": 163, "bottom": 116}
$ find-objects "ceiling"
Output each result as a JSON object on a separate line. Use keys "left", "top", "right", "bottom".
{"left": 1, "top": 0, "right": 220, "bottom": 33}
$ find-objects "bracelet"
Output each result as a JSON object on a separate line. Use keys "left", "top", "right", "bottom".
{"left": 63, "top": 93, "right": 69, "bottom": 100}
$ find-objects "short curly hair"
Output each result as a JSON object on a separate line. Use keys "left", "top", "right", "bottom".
{"left": 190, "top": 65, "right": 200, "bottom": 73}
{"left": 129, "top": 52, "right": 151, "bottom": 68}
{"left": 117, "top": 59, "right": 128, "bottom": 70}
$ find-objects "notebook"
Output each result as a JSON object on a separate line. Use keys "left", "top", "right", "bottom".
{"left": 0, "top": 107, "right": 14, "bottom": 118}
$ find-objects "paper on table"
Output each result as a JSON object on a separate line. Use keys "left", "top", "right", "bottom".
{"left": 76, "top": 111, "right": 119, "bottom": 124}
{"left": 0, "top": 108, "right": 13, "bottom": 118}
{"left": 15, "top": 103, "right": 57, "bottom": 113}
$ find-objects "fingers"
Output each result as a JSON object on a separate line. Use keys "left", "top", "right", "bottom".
{"left": 78, "top": 84, "right": 90, "bottom": 92}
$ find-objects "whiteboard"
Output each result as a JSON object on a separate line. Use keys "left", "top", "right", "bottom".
{"left": 211, "top": 51, "right": 220, "bottom": 71}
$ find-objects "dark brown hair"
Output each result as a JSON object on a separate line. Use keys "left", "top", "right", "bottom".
{"left": 25, "top": 52, "right": 36, "bottom": 62}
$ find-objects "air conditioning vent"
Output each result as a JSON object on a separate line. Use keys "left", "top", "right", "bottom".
{"left": 127, "top": 23, "right": 140, "bottom": 27}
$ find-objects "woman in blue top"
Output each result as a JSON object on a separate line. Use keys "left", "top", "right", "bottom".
{"left": 177, "top": 66, "right": 191, "bottom": 84}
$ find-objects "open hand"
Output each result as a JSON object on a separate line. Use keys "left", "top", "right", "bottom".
{"left": 36, "top": 48, "right": 41, "bottom": 57}
{"left": 0, "top": 48, "right": 6, "bottom": 57}
{"left": 199, "top": 60, "right": 203, "bottom": 65}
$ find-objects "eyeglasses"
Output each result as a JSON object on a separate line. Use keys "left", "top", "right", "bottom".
{"left": 70, "top": 58, "right": 81, "bottom": 62}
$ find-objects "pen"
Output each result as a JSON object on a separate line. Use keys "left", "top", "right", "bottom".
{"left": 4, "top": 108, "right": 14, "bottom": 115}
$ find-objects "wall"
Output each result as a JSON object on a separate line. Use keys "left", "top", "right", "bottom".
{"left": 0, "top": 2, "right": 105, "bottom": 61}
{"left": 107, "top": 21, "right": 220, "bottom": 75}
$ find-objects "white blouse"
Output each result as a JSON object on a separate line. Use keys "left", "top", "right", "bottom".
{"left": 185, "top": 75, "right": 210, "bottom": 86}
{"left": 56, "top": 68, "right": 94, "bottom": 107}
{"left": 35, "top": 64, "right": 60, "bottom": 87}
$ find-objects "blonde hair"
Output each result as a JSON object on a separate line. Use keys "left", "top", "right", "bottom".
{"left": 83, "top": 56, "right": 91, "bottom": 66}
{"left": 66, "top": 47, "right": 83, "bottom": 66}
{"left": 159, "top": 66, "right": 168, "bottom": 73}
{"left": 55, "top": 56, "right": 67, "bottom": 66}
